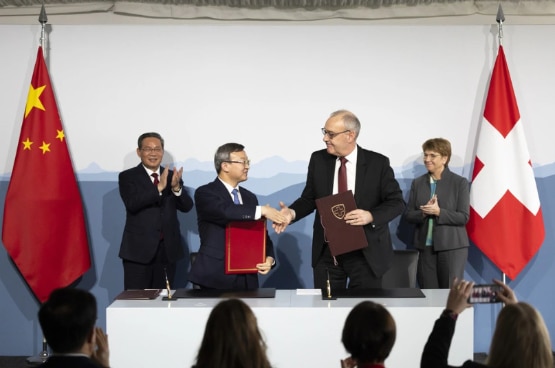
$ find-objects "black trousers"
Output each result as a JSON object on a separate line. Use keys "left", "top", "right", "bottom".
{"left": 313, "top": 244, "right": 381, "bottom": 290}
{"left": 123, "top": 240, "right": 175, "bottom": 290}
{"left": 197, "top": 274, "right": 250, "bottom": 290}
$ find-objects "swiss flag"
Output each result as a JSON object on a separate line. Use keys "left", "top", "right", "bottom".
{"left": 467, "top": 45, "right": 545, "bottom": 280}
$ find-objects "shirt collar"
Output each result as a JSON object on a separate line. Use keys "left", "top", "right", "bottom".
{"left": 142, "top": 165, "right": 160, "bottom": 176}
{"left": 218, "top": 177, "right": 238, "bottom": 194}
{"left": 338, "top": 146, "right": 358, "bottom": 165}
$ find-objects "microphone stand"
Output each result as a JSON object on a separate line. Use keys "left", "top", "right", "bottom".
{"left": 26, "top": 337, "right": 48, "bottom": 365}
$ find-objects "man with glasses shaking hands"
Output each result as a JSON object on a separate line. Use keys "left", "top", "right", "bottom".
{"left": 118, "top": 132, "right": 194, "bottom": 290}
{"left": 189, "top": 143, "right": 286, "bottom": 289}
{"left": 274, "top": 110, "right": 405, "bottom": 290}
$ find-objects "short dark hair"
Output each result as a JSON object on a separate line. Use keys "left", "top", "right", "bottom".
{"left": 422, "top": 138, "right": 451, "bottom": 166}
{"left": 214, "top": 143, "right": 245, "bottom": 174}
{"left": 342, "top": 301, "right": 396, "bottom": 364}
{"left": 38, "top": 288, "right": 97, "bottom": 354}
{"left": 137, "top": 132, "right": 164, "bottom": 149}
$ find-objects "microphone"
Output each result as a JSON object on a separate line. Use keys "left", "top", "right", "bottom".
{"left": 326, "top": 269, "right": 332, "bottom": 299}
{"left": 164, "top": 267, "right": 173, "bottom": 299}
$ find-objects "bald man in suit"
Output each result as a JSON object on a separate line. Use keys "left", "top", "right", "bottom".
{"left": 275, "top": 110, "right": 405, "bottom": 290}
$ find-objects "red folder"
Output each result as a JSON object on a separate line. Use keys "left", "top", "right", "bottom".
{"left": 225, "top": 220, "right": 266, "bottom": 274}
{"left": 315, "top": 190, "right": 368, "bottom": 256}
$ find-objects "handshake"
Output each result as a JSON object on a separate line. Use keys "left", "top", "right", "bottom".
{"left": 261, "top": 201, "right": 374, "bottom": 234}
{"left": 261, "top": 201, "right": 294, "bottom": 234}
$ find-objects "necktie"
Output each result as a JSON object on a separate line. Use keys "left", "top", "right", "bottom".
{"left": 232, "top": 188, "right": 240, "bottom": 204}
{"left": 338, "top": 157, "right": 348, "bottom": 193}
{"left": 151, "top": 173, "right": 159, "bottom": 186}
{"left": 152, "top": 173, "right": 163, "bottom": 239}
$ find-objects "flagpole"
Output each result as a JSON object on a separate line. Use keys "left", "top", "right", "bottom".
{"left": 27, "top": 5, "right": 51, "bottom": 364}
{"left": 496, "top": 4, "right": 508, "bottom": 289}
{"left": 39, "top": 1, "right": 47, "bottom": 57}
{"left": 496, "top": 4, "right": 504, "bottom": 47}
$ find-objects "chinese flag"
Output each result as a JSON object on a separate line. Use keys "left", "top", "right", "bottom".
{"left": 2, "top": 47, "right": 90, "bottom": 303}
{"left": 467, "top": 45, "right": 545, "bottom": 280}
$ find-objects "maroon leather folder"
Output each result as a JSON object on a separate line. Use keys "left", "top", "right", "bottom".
{"left": 225, "top": 220, "right": 266, "bottom": 274}
{"left": 114, "top": 289, "right": 161, "bottom": 300}
{"left": 315, "top": 190, "right": 368, "bottom": 256}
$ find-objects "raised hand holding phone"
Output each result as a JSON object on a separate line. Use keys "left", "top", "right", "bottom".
{"left": 466, "top": 279, "right": 518, "bottom": 304}
{"left": 468, "top": 284, "right": 502, "bottom": 303}
{"left": 492, "top": 279, "right": 518, "bottom": 304}
{"left": 446, "top": 278, "right": 474, "bottom": 315}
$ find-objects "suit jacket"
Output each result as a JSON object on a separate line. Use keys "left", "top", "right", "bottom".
{"left": 403, "top": 167, "right": 470, "bottom": 251}
{"left": 421, "top": 314, "right": 487, "bottom": 368}
{"left": 289, "top": 146, "right": 405, "bottom": 277}
{"left": 118, "top": 164, "right": 194, "bottom": 264}
{"left": 188, "top": 178, "right": 275, "bottom": 289}
{"left": 39, "top": 355, "right": 103, "bottom": 368}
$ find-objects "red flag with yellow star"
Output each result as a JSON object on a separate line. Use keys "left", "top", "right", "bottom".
{"left": 2, "top": 47, "right": 90, "bottom": 303}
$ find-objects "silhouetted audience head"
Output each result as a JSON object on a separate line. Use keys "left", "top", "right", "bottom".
{"left": 341, "top": 301, "right": 396, "bottom": 366}
{"left": 487, "top": 302, "right": 553, "bottom": 368}
{"left": 194, "top": 298, "right": 271, "bottom": 368}
{"left": 38, "top": 287, "right": 97, "bottom": 354}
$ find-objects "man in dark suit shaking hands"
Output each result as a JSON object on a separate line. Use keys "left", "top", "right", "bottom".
{"left": 189, "top": 143, "right": 285, "bottom": 289}
{"left": 274, "top": 110, "right": 405, "bottom": 290}
{"left": 118, "top": 132, "right": 194, "bottom": 290}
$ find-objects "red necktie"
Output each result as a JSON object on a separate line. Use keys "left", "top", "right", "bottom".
{"left": 151, "top": 173, "right": 159, "bottom": 186}
{"left": 338, "top": 157, "right": 348, "bottom": 193}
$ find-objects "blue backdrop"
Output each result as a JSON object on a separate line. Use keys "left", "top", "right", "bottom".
{"left": 1, "top": 162, "right": 554, "bottom": 355}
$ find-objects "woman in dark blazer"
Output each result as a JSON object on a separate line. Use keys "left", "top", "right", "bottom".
{"left": 403, "top": 138, "right": 469, "bottom": 289}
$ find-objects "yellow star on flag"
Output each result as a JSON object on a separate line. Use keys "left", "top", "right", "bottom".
{"left": 39, "top": 141, "right": 51, "bottom": 154}
{"left": 22, "top": 138, "right": 33, "bottom": 150}
{"left": 56, "top": 129, "right": 65, "bottom": 142}
{"left": 25, "top": 84, "right": 46, "bottom": 118}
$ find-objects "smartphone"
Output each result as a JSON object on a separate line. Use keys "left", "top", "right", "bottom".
{"left": 468, "top": 284, "right": 502, "bottom": 304}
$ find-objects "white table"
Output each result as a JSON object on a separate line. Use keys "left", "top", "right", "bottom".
{"left": 107, "top": 289, "right": 473, "bottom": 368}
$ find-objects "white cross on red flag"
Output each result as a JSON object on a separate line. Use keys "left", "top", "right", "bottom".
{"left": 467, "top": 45, "right": 545, "bottom": 280}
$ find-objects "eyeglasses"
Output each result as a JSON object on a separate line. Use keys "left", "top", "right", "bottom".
{"left": 141, "top": 147, "right": 163, "bottom": 154}
{"left": 225, "top": 160, "right": 251, "bottom": 166}
{"left": 423, "top": 153, "right": 441, "bottom": 159}
{"left": 321, "top": 128, "right": 350, "bottom": 140}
